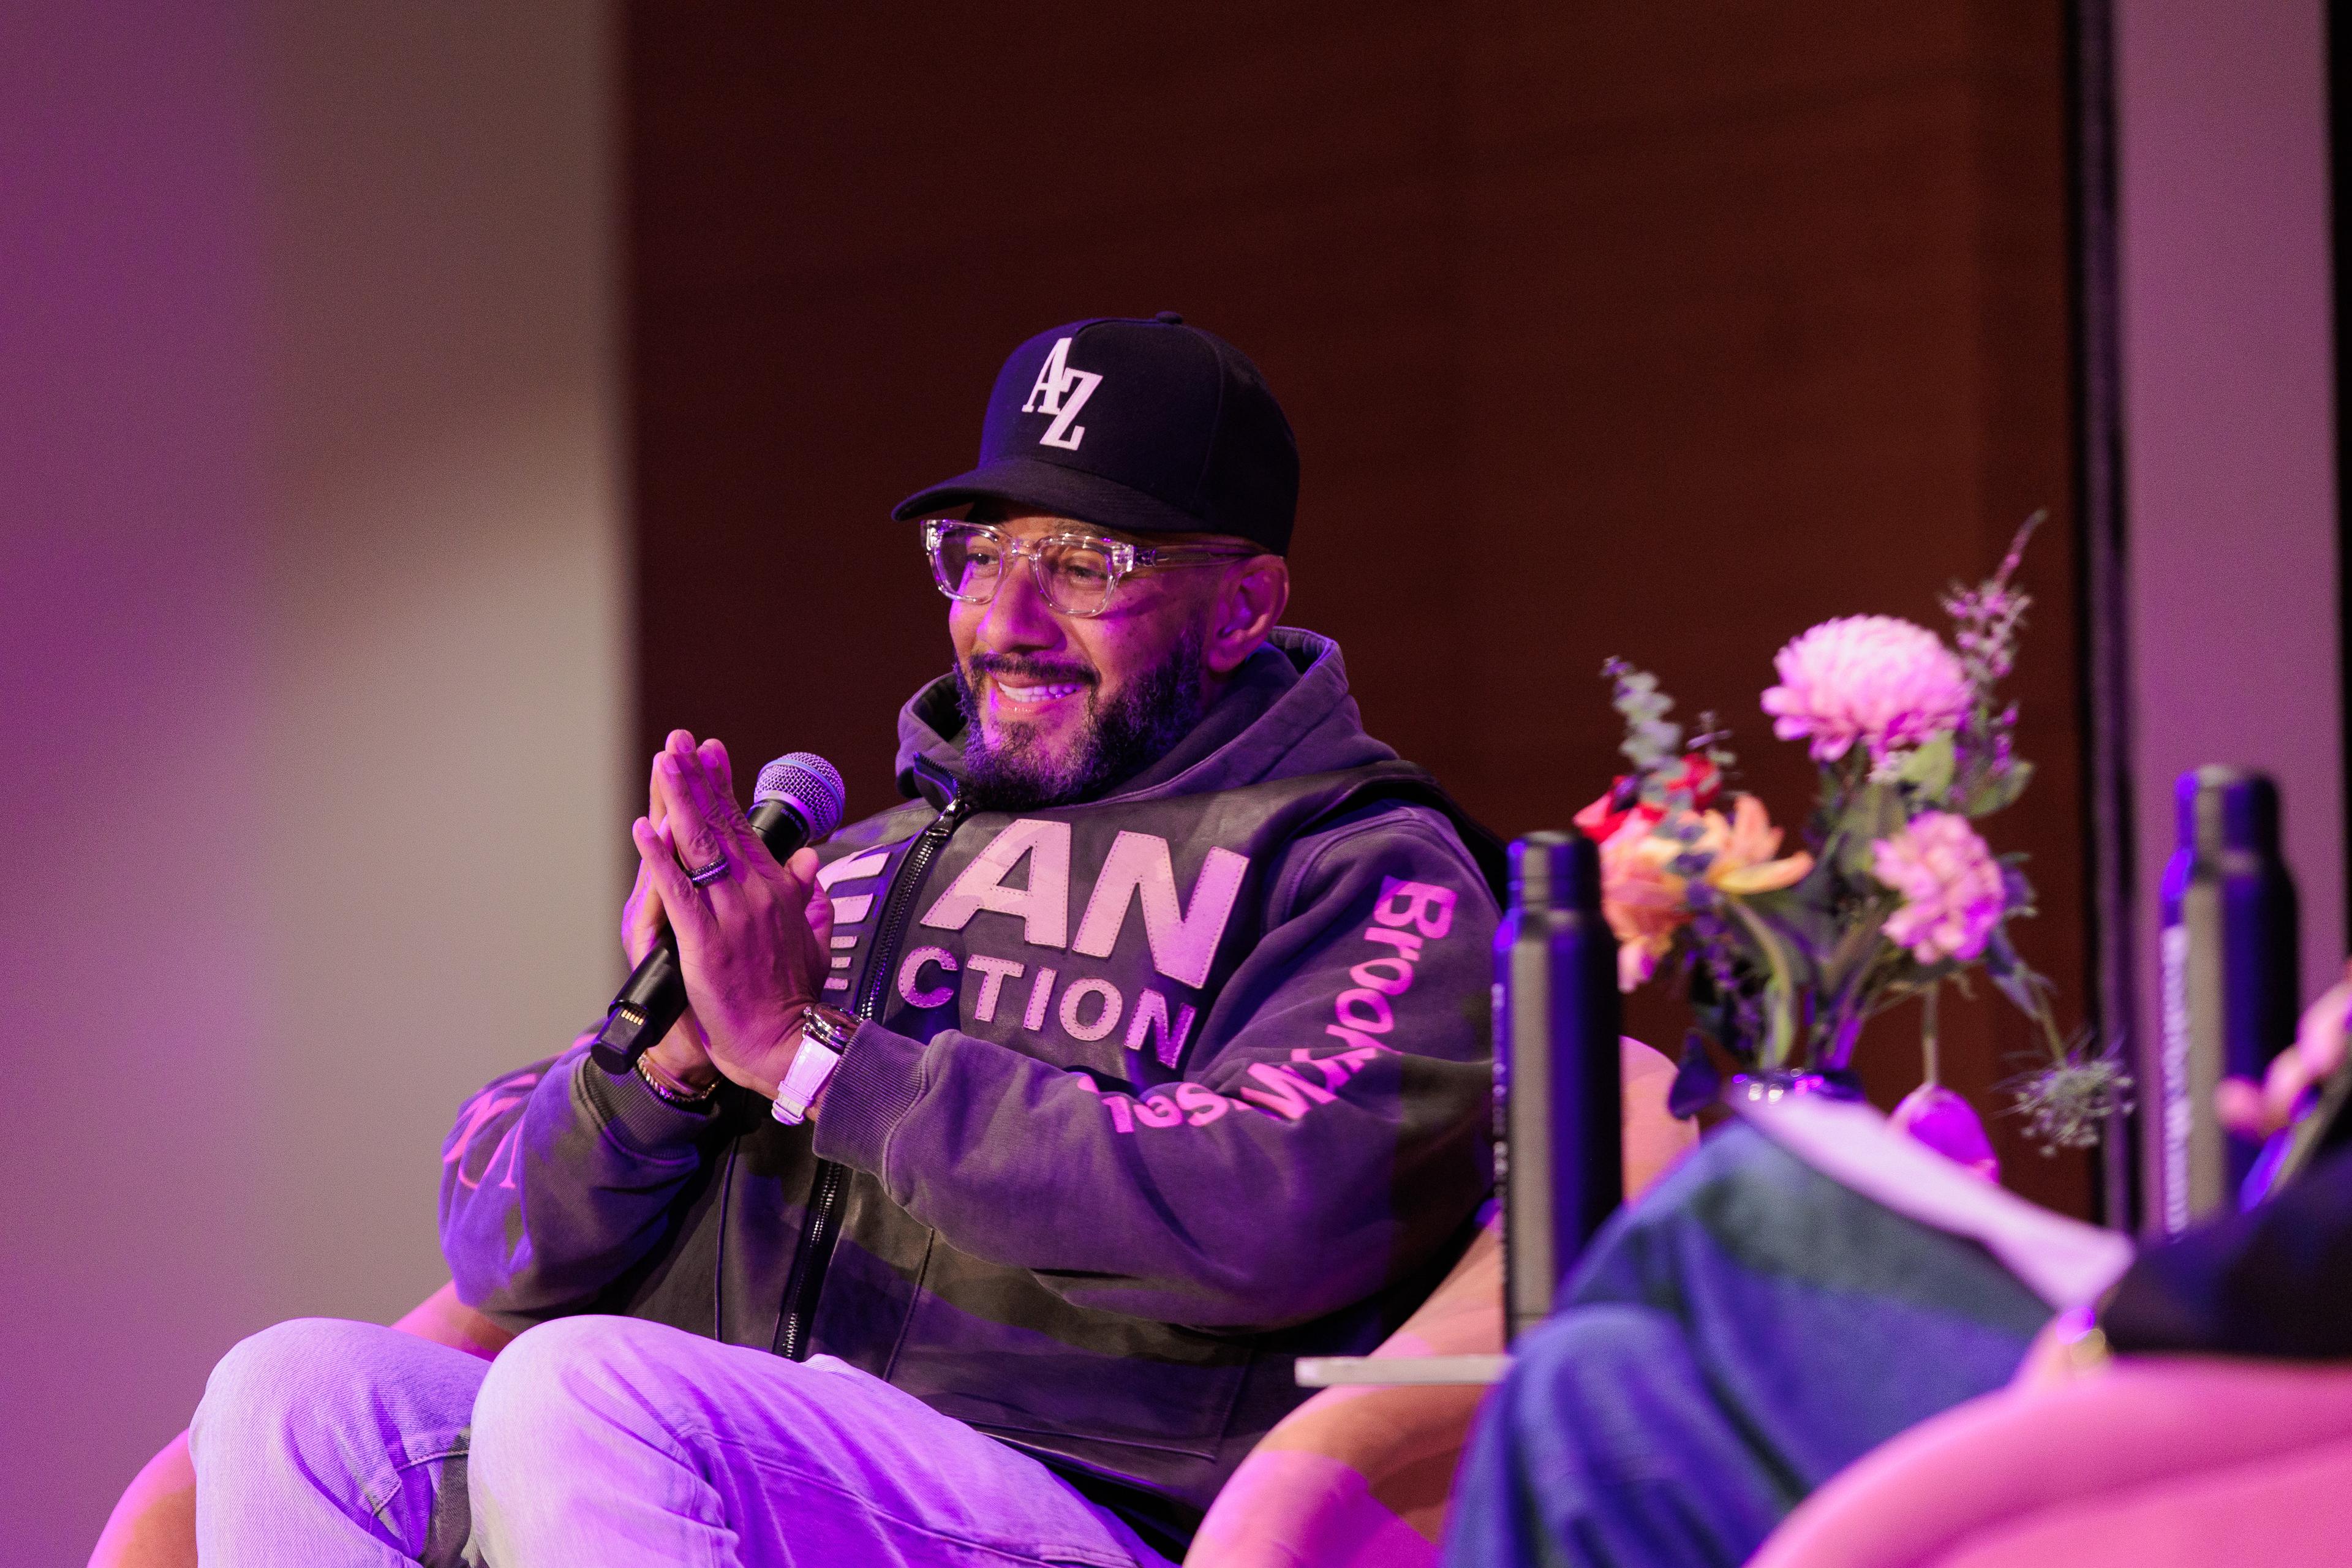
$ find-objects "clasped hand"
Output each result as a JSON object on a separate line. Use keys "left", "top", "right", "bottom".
{"left": 620, "top": 730, "right": 835, "bottom": 1099}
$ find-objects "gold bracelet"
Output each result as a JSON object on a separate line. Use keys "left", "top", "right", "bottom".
{"left": 634, "top": 1051, "right": 718, "bottom": 1107}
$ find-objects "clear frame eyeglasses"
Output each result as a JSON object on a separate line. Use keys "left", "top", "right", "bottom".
{"left": 922, "top": 519, "right": 1258, "bottom": 619}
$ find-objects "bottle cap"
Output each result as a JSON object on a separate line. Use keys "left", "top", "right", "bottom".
{"left": 1510, "top": 830, "right": 1602, "bottom": 911}
{"left": 2177, "top": 766, "right": 2282, "bottom": 858}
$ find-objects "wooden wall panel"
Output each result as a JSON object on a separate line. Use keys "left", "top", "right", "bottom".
{"left": 627, "top": 1, "right": 2092, "bottom": 1215}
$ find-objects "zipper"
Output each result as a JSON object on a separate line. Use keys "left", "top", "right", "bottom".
{"left": 774, "top": 791, "right": 970, "bottom": 1359}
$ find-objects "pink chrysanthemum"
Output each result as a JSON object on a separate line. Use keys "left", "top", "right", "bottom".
{"left": 1760, "top": 615, "right": 1971, "bottom": 764}
{"left": 1872, "top": 811, "right": 2006, "bottom": 963}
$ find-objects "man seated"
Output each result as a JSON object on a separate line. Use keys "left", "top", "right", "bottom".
{"left": 1444, "top": 967, "right": 2352, "bottom": 1568}
{"left": 190, "top": 315, "right": 1502, "bottom": 1566}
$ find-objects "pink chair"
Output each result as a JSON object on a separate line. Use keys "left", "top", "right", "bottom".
{"left": 1182, "top": 1039, "right": 1696, "bottom": 1567}
{"left": 1746, "top": 1357, "right": 2352, "bottom": 1568}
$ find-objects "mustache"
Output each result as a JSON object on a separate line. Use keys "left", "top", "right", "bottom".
{"left": 964, "top": 653, "right": 1099, "bottom": 688}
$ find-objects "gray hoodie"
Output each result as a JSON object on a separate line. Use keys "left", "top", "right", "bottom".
{"left": 439, "top": 628, "right": 1499, "bottom": 1552}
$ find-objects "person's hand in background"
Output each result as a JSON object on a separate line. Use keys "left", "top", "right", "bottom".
{"left": 2217, "top": 960, "right": 2352, "bottom": 1140}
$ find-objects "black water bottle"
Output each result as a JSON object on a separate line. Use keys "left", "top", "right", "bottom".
{"left": 1495, "top": 829, "right": 1623, "bottom": 1344}
{"left": 2151, "top": 767, "right": 2299, "bottom": 1232}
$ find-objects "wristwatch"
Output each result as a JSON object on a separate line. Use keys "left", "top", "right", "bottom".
{"left": 772, "top": 1003, "right": 858, "bottom": 1125}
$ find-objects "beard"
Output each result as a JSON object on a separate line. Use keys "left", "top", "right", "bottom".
{"left": 953, "top": 628, "right": 1208, "bottom": 812}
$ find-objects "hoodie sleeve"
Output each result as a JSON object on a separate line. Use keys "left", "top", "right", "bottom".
{"left": 438, "top": 1037, "right": 729, "bottom": 1319}
{"left": 811, "top": 804, "right": 1496, "bottom": 1330}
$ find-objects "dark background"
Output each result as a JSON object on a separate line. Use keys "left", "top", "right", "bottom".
{"left": 625, "top": 2, "right": 2092, "bottom": 1215}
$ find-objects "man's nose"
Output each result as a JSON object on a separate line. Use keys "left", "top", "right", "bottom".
{"left": 971, "top": 552, "right": 1065, "bottom": 651}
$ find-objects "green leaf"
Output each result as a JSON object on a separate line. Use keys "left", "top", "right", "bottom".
{"left": 1836, "top": 780, "right": 1908, "bottom": 879}
{"left": 1962, "top": 758, "right": 2034, "bottom": 818}
{"left": 1718, "top": 894, "right": 1825, "bottom": 993}
{"left": 1898, "top": 733, "right": 1956, "bottom": 801}
{"left": 1721, "top": 895, "right": 1806, "bottom": 1069}
{"left": 1816, "top": 903, "right": 1892, "bottom": 1003}
{"left": 1740, "top": 883, "right": 1841, "bottom": 967}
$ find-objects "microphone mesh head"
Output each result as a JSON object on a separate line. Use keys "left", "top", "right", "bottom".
{"left": 754, "top": 752, "right": 847, "bottom": 840}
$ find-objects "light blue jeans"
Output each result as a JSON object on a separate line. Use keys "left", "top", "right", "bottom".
{"left": 189, "top": 1312, "right": 1174, "bottom": 1567}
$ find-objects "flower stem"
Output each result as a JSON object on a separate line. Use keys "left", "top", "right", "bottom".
{"left": 1724, "top": 896, "right": 1800, "bottom": 1070}
{"left": 1921, "top": 984, "right": 1942, "bottom": 1087}
{"left": 1992, "top": 510, "right": 2047, "bottom": 592}
{"left": 2038, "top": 992, "right": 2071, "bottom": 1063}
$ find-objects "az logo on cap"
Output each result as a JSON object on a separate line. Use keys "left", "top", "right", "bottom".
{"left": 1019, "top": 336, "right": 1102, "bottom": 451}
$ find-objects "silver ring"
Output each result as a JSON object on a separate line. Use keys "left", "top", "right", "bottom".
{"left": 685, "top": 853, "right": 731, "bottom": 887}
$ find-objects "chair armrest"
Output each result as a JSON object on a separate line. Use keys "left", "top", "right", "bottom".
{"left": 1748, "top": 1356, "right": 2352, "bottom": 1568}
{"left": 86, "top": 1431, "right": 195, "bottom": 1568}
{"left": 390, "top": 1281, "right": 518, "bottom": 1361}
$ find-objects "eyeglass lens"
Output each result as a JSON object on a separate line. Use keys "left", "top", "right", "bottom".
{"left": 930, "top": 522, "right": 1116, "bottom": 616}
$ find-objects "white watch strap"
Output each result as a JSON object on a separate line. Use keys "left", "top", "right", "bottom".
{"left": 772, "top": 1034, "right": 842, "bottom": 1125}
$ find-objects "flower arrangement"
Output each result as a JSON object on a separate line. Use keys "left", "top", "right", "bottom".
{"left": 1583, "top": 514, "right": 2130, "bottom": 1159}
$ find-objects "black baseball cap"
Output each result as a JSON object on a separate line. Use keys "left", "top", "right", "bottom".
{"left": 892, "top": 313, "right": 1298, "bottom": 556}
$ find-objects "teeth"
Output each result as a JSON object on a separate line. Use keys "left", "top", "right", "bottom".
{"left": 997, "top": 682, "right": 1082, "bottom": 703}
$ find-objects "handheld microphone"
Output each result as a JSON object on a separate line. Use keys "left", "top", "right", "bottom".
{"left": 588, "top": 752, "right": 848, "bottom": 1076}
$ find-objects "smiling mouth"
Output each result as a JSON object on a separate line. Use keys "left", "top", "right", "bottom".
{"left": 992, "top": 680, "right": 1088, "bottom": 706}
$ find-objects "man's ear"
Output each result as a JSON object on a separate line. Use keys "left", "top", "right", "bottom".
{"left": 1204, "top": 555, "right": 1291, "bottom": 676}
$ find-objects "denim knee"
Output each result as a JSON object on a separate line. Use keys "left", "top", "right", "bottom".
{"left": 192, "top": 1318, "right": 393, "bottom": 1468}
{"left": 472, "top": 1315, "right": 837, "bottom": 1487}
{"left": 471, "top": 1316, "right": 694, "bottom": 1476}
{"left": 1452, "top": 1301, "right": 1791, "bottom": 1567}
{"left": 1509, "top": 1304, "right": 1682, "bottom": 1413}
{"left": 1629, "top": 1121, "right": 1785, "bottom": 1210}
{"left": 472, "top": 1313, "right": 681, "bottom": 1417}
